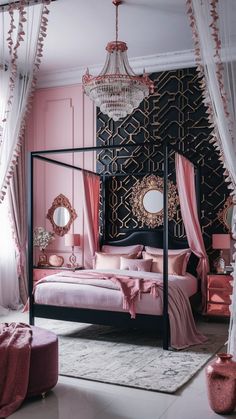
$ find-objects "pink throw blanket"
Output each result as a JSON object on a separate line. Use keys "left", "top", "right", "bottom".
{"left": 36, "top": 271, "right": 207, "bottom": 349}
{"left": 0, "top": 323, "right": 32, "bottom": 418}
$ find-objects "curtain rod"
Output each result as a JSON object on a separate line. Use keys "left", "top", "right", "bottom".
{"left": 0, "top": 0, "right": 57, "bottom": 10}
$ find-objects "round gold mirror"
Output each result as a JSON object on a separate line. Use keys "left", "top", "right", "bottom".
{"left": 47, "top": 194, "right": 77, "bottom": 236}
{"left": 130, "top": 175, "right": 179, "bottom": 228}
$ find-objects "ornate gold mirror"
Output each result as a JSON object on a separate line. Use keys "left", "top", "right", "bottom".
{"left": 130, "top": 175, "right": 179, "bottom": 228}
{"left": 47, "top": 194, "right": 77, "bottom": 236}
{"left": 218, "top": 196, "right": 234, "bottom": 232}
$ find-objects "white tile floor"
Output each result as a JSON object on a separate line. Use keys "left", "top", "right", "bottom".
{"left": 2, "top": 310, "right": 234, "bottom": 419}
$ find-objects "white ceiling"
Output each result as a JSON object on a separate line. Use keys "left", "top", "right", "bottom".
{"left": 43, "top": 0, "right": 193, "bottom": 69}
{"left": 2, "top": 0, "right": 195, "bottom": 86}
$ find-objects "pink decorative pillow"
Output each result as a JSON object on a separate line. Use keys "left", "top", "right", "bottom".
{"left": 101, "top": 244, "right": 144, "bottom": 255}
{"left": 94, "top": 252, "right": 137, "bottom": 270}
{"left": 145, "top": 246, "right": 190, "bottom": 255}
{"left": 142, "top": 251, "right": 188, "bottom": 276}
{"left": 144, "top": 247, "right": 191, "bottom": 275}
{"left": 120, "top": 257, "right": 153, "bottom": 272}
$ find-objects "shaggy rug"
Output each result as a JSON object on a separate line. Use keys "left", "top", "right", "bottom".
{"left": 35, "top": 319, "right": 227, "bottom": 394}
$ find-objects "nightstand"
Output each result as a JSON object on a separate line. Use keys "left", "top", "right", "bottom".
{"left": 206, "top": 273, "right": 233, "bottom": 317}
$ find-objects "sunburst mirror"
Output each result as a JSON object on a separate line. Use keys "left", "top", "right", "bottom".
{"left": 130, "top": 175, "right": 179, "bottom": 228}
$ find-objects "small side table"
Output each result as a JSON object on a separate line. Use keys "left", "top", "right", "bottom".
{"left": 206, "top": 273, "right": 233, "bottom": 318}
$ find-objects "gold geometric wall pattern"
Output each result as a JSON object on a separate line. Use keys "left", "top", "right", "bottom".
{"left": 96, "top": 67, "right": 229, "bottom": 265}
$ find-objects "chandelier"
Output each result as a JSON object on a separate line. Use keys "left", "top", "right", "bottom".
{"left": 82, "top": 0, "right": 154, "bottom": 122}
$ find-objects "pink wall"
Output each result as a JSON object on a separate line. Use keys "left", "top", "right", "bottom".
{"left": 26, "top": 84, "right": 96, "bottom": 268}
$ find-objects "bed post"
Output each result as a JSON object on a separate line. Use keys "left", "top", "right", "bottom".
{"left": 102, "top": 174, "right": 106, "bottom": 243}
{"left": 28, "top": 152, "right": 34, "bottom": 325}
{"left": 163, "top": 141, "right": 170, "bottom": 349}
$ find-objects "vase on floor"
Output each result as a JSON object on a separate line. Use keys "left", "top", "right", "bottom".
{"left": 205, "top": 353, "right": 236, "bottom": 414}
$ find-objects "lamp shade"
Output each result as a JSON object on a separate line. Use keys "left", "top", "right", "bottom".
{"left": 212, "top": 234, "right": 231, "bottom": 250}
{"left": 64, "top": 234, "right": 80, "bottom": 247}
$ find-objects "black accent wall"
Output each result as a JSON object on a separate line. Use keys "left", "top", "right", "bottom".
{"left": 96, "top": 67, "right": 230, "bottom": 266}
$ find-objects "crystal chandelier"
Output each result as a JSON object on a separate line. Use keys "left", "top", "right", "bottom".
{"left": 82, "top": 0, "right": 154, "bottom": 122}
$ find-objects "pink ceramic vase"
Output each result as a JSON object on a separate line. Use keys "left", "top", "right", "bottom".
{"left": 205, "top": 353, "right": 236, "bottom": 414}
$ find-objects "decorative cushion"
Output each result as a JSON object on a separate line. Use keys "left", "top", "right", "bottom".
{"left": 145, "top": 246, "right": 190, "bottom": 255}
{"left": 144, "top": 247, "right": 191, "bottom": 275}
{"left": 120, "top": 257, "right": 153, "bottom": 272}
{"left": 26, "top": 326, "right": 58, "bottom": 398}
{"left": 94, "top": 252, "right": 137, "bottom": 270}
{"left": 142, "top": 251, "right": 188, "bottom": 276}
{"left": 101, "top": 244, "right": 144, "bottom": 255}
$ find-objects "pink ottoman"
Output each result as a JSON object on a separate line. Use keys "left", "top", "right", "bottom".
{"left": 26, "top": 326, "right": 58, "bottom": 398}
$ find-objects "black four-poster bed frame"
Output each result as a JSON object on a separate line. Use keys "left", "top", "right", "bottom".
{"left": 28, "top": 141, "right": 201, "bottom": 350}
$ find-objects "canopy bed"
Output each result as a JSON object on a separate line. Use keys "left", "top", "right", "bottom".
{"left": 28, "top": 142, "right": 208, "bottom": 350}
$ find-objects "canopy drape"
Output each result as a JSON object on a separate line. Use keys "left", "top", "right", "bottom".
{"left": 82, "top": 171, "right": 100, "bottom": 267}
{"left": 176, "top": 153, "right": 209, "bottom": 310}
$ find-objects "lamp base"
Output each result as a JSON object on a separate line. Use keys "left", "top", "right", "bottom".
{"left": 67, "top": 252, "right": 79, "bottom": 269}
{"left": 214, "top": 251, "right": 226, "bottom": 274}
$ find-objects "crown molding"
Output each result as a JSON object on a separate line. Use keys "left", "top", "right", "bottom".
{"left": 37, "top": 49, "right": 196, "bottom": 88}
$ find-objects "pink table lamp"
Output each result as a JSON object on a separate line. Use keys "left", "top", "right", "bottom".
{"left": 65, "top": 233, "right": 80, "bottom": 268}
{"left": 212, "top": 234, "right": 231, "bottom": 274}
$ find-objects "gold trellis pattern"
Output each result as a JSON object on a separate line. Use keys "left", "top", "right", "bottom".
{"left": 96, "top": 67, "right": 230, "bottom": 265}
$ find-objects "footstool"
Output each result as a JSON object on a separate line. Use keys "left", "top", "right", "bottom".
{"left": 26, "top": 326, "right": 58, "bottom": 398}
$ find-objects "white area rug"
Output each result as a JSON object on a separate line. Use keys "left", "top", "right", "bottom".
{"left": 35, "top": 318, "right": 227, "bottom": 394}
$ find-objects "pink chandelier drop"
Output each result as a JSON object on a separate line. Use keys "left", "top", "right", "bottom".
{"left": 82, "top": 0, "right": 154, "bottom": 122}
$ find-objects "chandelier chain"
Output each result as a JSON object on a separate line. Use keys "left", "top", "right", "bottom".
{"left": 115, "top": 2, "right": 118, "bottom": 43}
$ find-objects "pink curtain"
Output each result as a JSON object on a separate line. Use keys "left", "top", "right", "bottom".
{"left": 175, "top": 153, "right": 209, "bottom": 310}
{"left": 82, "top": 171, "right": 100, "bottom": 259}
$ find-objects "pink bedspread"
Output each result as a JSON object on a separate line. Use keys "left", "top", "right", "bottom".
{"left": 35, "top": 271, "right": 206, "bottom": 349}
{"left": 0, "top": 323, "right": 32, "bottom": 418}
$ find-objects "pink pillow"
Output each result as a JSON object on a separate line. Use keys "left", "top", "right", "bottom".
{"left": 144, "top": 247, "right": 191, "bottom": 275}
{"left": 101, "top": 244, "right": 144, "bottom": 255}
{"left": 120, "top": 257, "right": 153, "bottom": 272}
{"left": 142, "top": 251, "right": 188, "bottom": 276}
{"left": 94, "top": 252, "right": 137, "bottom": 270}
{"left": 145, "top": 246, "right": 190, "bottom": 255}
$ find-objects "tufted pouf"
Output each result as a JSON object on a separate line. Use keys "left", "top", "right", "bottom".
{"left": 26, "top": 326, "right": 58, "bottom": 398}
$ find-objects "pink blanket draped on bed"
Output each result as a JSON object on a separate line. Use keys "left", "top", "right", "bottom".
{"left": 0, "top": 322, "right": 32, "bottom": 418}
{"left": 35, "top": 271, "right": 207, "bottom": 350}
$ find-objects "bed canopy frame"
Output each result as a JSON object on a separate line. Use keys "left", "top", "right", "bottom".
{"left": 28, "top": 141, "right": 201, "bottom": 350}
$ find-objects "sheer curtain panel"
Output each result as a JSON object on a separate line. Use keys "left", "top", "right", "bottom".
{"left": 0, "top": 0, "right": 50, "bottom": 201}
{"left": 0, "top": 1, "right": 51, "bottom": 309}
{"left": 0, "top": 195, "right": 20, "bottom": 311}
{"left": 186, "top": 0, "right": 236, "bottom": 357}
